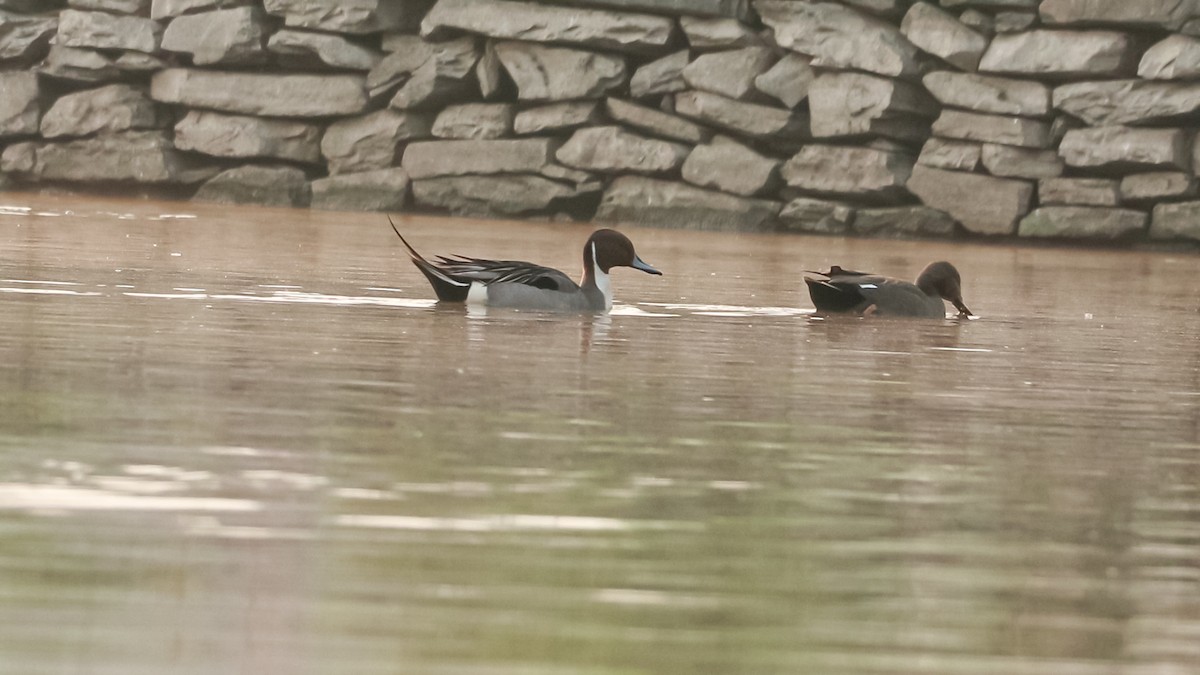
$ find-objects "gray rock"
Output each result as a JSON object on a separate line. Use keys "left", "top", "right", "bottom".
{"left": 174, "top": 110, "right": 322, "bottom": 164}
{"left": 0, "top": 71, "right": 38, "bottom": 138}
{"left": 533, "top": 0, "right": 750, "bottom": 20}
{"left": 680, "top": 15, "right": 761, "bottom": 49}
{"left": 151, "top": 68, "right": 368, "bottom": 117}
{"left": 495, "top": 42, "right": 625, "bottom": 102}
{"left": 512, "top": 101, "right": 603, "bottom": 135}
{"left": 0, "top": 10, "right": 56, "bottom": 64}
{"left": 681, "top": 46, "right": 776, "bottom": 100}
{"left": 900, "top": 2, "right": 987, "bottom": 71}
{"left": 421, "top": 0, "right": 676, "bottom": 53}
{"left": 781, "top": 145, "right": 913, "bottom": 201}
{"left": 69, "top": 0, "right": 151, "bottom": 14}
{"left": 980, "top": 144, "right": 1063, "bottom": 179}
{"left": 267, "top": 28, "right": 383, "bottom": 71}
{"left": 1120, "top": 172, "right": 1197, "bottom": 203}
{"left": 917, "top": 137, "right": 981, "bottom": 171}
{"left": 940, "top": 0, "right": 1040, "bottom": 8}
{"left": 979, "top": 30, "right": 1136, "bottom": 78}
{"left": 931, "top": 109, "right": 1051, "bottom": 148}
{"left": 1017, "top": 206, "right": 1147, "bottom": 240}
{"left": 161, "top": 6, "right": 267, "bottom": 66}
{"left": 675, "top": 90, "right": 808, "bottom": 142}
{"left": 1039, "top": 0, "right": 1200, "bottom": 30}
{"left": 1053, "top": 80, "right": 1200, "bottom": 126}
{"left": 809, "top": 72, "right": 938, "bottom": 143}
{"left": 853, "top": 205, "right": 958, "bottom": 237}
{"left": 1059, "top": 127, "right": 1190, "bottom": 172}
{"left": 906, "top": 164, "right": 1033, "bottom": 234}
{"left": 412, "top": 174, "right": 577, "bottom": 216}
{"left": 778, "top": 197, "right": 855, "bottom": 234}
{"left": 605, "top": 98, "right": 712, "bottom": 144}
{"left": 556, "top": 125, "right": 689, "bottom": 175}
{"left": 994, "top": 11, "right": 1037, "bottom": 32}
{"left": 151, "top": 0, "right": 244, "bottom": 19}
{"left": 630, "top": 49, "right": 689, "bottom": 99}
{"left": 2, "top": 131, "right": 212, "bottom": 184}
{"left": 595, "top": 175, "right": 781, "bottom": 231}
{"left": 1151, "top": 201, "right": 1200, "bottom": 241}
{"left": 1037, "top": 177, "right": 1120, "bottom": 206}
{"left": 390, "top": 37, "right": 478, "bottom": 110}
{"left": 922, "top": 70, "right": 1050, "bottom": 117}
{"left": 368, "top": 36, "right": 475, "bottom": 99}
{"left": 36, "top": 45, "right": 122, "bottom": 83}
{"left": 40, "top": 84, "right": 161, "bottom": 139}
{"left": 193, "top": 165, "right": 311, "bottom": 207}
{"left": 322, "top": 109, "right": 434, "bottom": 174}
{"left": 263, "top": 0, "right": 423, "bottom": 34}
{"left": 403, "top": 138, "right": 559, "bottom": 179}
{"left": 57, "top": 9, "right": 162, "bottom": 53}
{"left": 0, "top": 0, "right": 62, "bottom": 9}
{"left": 1139, "top": 35, "right": 1200, "bottom": 80}
{"left": 842, "top": 0, "right": 907, "bottom": 15}
{"left": 1185, "top": 18, "right": 1200, "bottom": 37}
{"left": 311, "top": 168, "right": 410, "bottom": 212}
{"left": 757, "top": 0, "right": 922, "bottom": 78}
{"left": 432, "top": 103, "right": 514, "bottom": 139}
{"left": 957, "top": 9, "right": 994, "bottom": 35}
{"left": 114, "top": 51, "right": 165, "bottom": 71}
{"left": 754, "top": 53, "right": 814, "bottom": 108}
{"left": 681, "top": 136, "right": 780, "bottom": 196}
{"left": 476, "top": 40, "right": 502, "bottom": 99}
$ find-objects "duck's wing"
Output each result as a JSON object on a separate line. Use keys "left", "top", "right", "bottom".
{"left": 805, "top": 271, "right": 887, "bottom": 313}
{"left": 855, "top": 277, "right": 944, "bottom": 317}
{"left": 432, "top": 255, "right": 580, "bottom": 292}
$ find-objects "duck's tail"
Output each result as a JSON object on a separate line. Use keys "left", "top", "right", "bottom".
{"left": 388, "top": 216, "right": 470, "bottom": 302}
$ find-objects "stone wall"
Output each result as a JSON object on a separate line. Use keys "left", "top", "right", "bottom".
{"left": 2, "top": 0, "right": 1199, "bottom": 247}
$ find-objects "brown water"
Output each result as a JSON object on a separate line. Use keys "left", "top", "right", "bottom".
{"left": 0, "top": 194, "right": 1197, "bottom": 675}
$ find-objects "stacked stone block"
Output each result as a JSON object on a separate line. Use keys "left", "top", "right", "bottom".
{"left": 0, "top": 0, "right": 1198, "bottom": 245}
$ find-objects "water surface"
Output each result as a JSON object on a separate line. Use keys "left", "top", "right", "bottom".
{"left": 1, "top": 195, "right": 1197, "bottom": 674}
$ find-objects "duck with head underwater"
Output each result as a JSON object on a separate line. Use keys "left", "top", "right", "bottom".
{"left": 804, "top": 261, "right": 972, "bottom": 318}
{"left": 391, "top": 218, "right": 662, "bottom": 312}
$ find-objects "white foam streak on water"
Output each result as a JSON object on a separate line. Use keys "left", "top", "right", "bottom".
{"left": 337, "top": 513, "right": 702, "bottom": 533}
{"left": 0, "top": 484, "right": 261, "bottom": 512}
{"left": 0, "top": 287, "right": 103, "bottom": 297}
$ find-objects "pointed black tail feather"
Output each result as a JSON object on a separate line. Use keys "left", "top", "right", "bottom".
{"left": 388, "top": 216, "right": 471, "bottom": 302}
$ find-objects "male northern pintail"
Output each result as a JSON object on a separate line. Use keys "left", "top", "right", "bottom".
{"left": 391, "top": 221, "right": 661, "bottom": 311}
{"left": 804, "top": 261, "right": 972, "bottom": 318}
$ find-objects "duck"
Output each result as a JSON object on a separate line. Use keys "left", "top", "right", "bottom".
{"left": 804, "top": 261, "right": 972, "bottom": 318}
{"left": 390, "top": 219, "right": 662, "bottom": 312}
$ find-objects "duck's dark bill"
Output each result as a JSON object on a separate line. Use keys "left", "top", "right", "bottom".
{"left": 632, "top": 256, "right": 662, "bottom": 275}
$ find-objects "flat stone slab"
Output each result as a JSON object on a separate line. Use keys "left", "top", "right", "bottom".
{"left": 556, "top": 125, "right": 690, "bottom": 175}
{"left": 1138, "top": 35, "right": 1200, "bottom": 80}
{"left": 808, "top": 71, "right": 937, "bottom": 143}
{"left": 781, "top": 144, "right": 913, "bottom": 201}
{"left": 674, "top": 90, "right": 808, "bottom": 142}
{"left": 0, "top": 10, "right": 57, "bottom": 65}
{"left": 681, "top": 46, "right": 776, "bottom": 100}
{"left": 513, "top": 101, "right": 603, "bottom": 135}
{"left": 680, "top": 15, "right": 761, "bottom": 48}
{"left": 536, "top": 0, "right": 750, "bottom": 20}
{"left": 311, "top": 168, "right": 411, "bottom": 212}
{"left": 906, "top": 164, "right": 1033, "bottom": 235}
{"left": 917, "top": 138, "right": 981, "bottom": 171}
{"left": 778, "top": 197, "right": 855, "bottom": 234}
{"left": 595, "top": 175, "right": 781, "bottom": 231}
{"left": 68, "top": 0, "right": 151, "bottom": 13}
{"left": 322, "top": 109, "right": 434, "bottom": 175}
{"left": 931, "top": 109, "right": 1051, "bottom": 148}
{"left": 1037, "top": 177, "right": 1120, "bottom": 206}
{"left": 754, "top": 53, "right": 814, "bottom": 108}
{"left": 40, "top": 83, "right": 162, "bottom": 139}
{"left": 403, "top": 138, "right": 560, "bottom": 179}
{"left": 263, "top": 0, "right": 421, "bottom": 34}
{"left": 1, "top": 131, "right": 211, "bottom": 184}
{"left": 388, "top": 37, "right": 478, "bottom": 111}
{"left": 267, "top": 28, "right": 382, "bottom": 71}
{"left": 1151, "top": 201, "right": 1200, "bottom": 241}
{"left": 853, "top": 205, "right": 958, "bottom": 238}
{"left": 1053, "top": 80, "right": 1200, "bottom": 126}
{"left": 432, "top": 103, "right": 514, "bottom": 139}
{"left": 421, "top": 0, "right": 676, "bottom": 53}
{"left": 151, "top": 0, "right": 247, "bottom": 20}
{"left": 1039, "top": 0, "right": 1199, "bottom": 30}
{"left": 37, "top": 45, "right": 121, "bottom": 83}
{"left": 1059, "top": 127, "right": 1190, "bottom": 172}
{"left": 682, "top": 136, "right": 780, "bottom": 196}
{"left": 630, "top": 49, "right": 689, "bottom": 98}
{"left": 1017, "top": 206, "right": 1147, "bottom": 240}
{"left": 193, "top": 164, "right": 311, "bottom": 207}
{"left": 151, "top": 68, "right": 368, "bottom": 117}
{"left": 175, "top": 110, "right": 322, "bottom": 164}
{"left": 1119, "top": 172, "right": 1197, "bottom": 203}
{"left": 980, "top": 144, "right": 1063, "bottom": 179}
{"left": 757, "top": 0, "right": 922, "bottom": 78}
{"left": 57, "top": 9, "right": 161, "bottom": 53}
{"left": 412, "top": 174, "right": 578, "bottom": 216}
{"left": 0, "top": 71, "right": 39, "bottom": 138}
{"left": 161, "top": 6, "right": 266, "bottom": 66}
{"left": 605, "top": 97, "right": 712, "bottom": 144}
{"left": 922, "top": 71, "right": 1050, "bottom": 117}
{"left": 495, "top": 41, "right": 625, "bottom": 102}
{"left": 979, "top": 30, "right": 1136, "bottom": 78}
{"left": 900, "top": 2, "right": 987, "bottom": 72}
